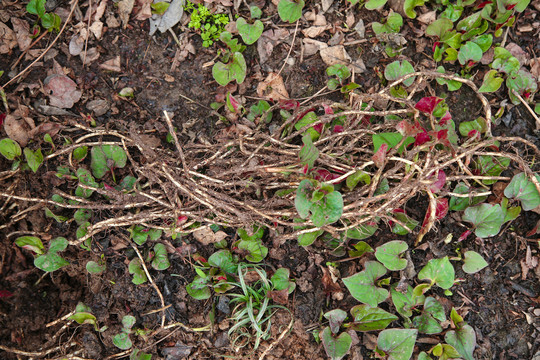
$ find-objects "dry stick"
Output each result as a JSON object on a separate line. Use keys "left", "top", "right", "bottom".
{"left": 1, "top": 0, "right": 79, "bottom": 89}
{"left": 277, "top": 20, "right": 299, "bottom": 77}
{"left": 163, "top": 110, "right": 189, "bottom": 174}
{"left": 0, "top": 342, "right": 77, "bottom": 357}
{"left": 10, "top": 30, "right": 49, "bottom": 70}
{"left": 129, "top": 239, "right": 166, "bottom": 328}
{"left": 511, "top": 89, "right": 540, "bottom": 127}
{"left": 82, "top": 0, "right": 92, "bottom": 66}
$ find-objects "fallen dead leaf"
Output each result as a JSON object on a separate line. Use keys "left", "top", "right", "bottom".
{"left": 256, "top": 72, "right": 289, "bottom": 100}
{"left": 43, "top": 74, "right": 82, "bottom": 109}
{"left": 89, "top": 21, "right": 104, "bottom": 40}
{"left": 86, "top": 99, "right": 110, "bottom": 116}
{"left": 93, "top": 0, "right": 108, "bottom": 21}
{"left": 417, "top": 10, "right": 436, "bottom": 24}
{"left": 530, "top": 58, "right": 540, "bottom": 80}
{"left": 4, "top": 114, "right": 32, "bottom": 146}
{"left": 267, "top": 289, "right": 289, "bottom": 305}
{"left": 0, "top": 22, "right": 17, "bottom": 54}
{"left": 192, "top": 227, "right": 228, "bottom": 245}
{"left": 134, "top": 0, "right": 153, "bottom": 21}
{"left": 28, "top": 122, "right": 63, "bottom": 139}
{"left": 149, "top": 0, "right": 184, "bottom": 35}
{"left": 117, "top": 0, "right": 135, "bottom": 29}
{"left": 321, "top": 0, "right": 334, "bottom": 12}
{"left": 521, "top": 245, "right": 538, "bottom": 280}
{"left": 11, "top": 18, "right": 32, "bottom": 52}
{"left": 505, "top": 42, "right": 530, "bottom": 66}
{"left": 346, "top": 12, "right": 355, "bottom": 28}
{"left": 320, "top": 45, "right": 351, "bottom": 66}
{"left": 99, "top": 56, "right": 122, "bottom": 72}
{"left": 303, "top": 38, "right": 328, "bottom": 57}
{"left": 302, "top": 25, "right": 330, "bottom": 38}
{"left": 257, "top": 28, "right": 290, "bottom": 64}
{"left": 69, "top": 34, "right": 84, "bottom": 56}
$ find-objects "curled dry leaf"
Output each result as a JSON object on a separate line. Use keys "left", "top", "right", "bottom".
{"left": 4, "top": 114, "right": 32, "bottom": 146}
{"left": 44, "top": 74, "right": 82, "bottom": 109}
{"left": 117, "top": 0, "right": 135, "bottom": 29}
{"left": 192, "top": 227, "right": 228, "bottom": 245}
{"left": 257, "top": 72, "right": 289, "bottom": 100}
{"left": 303, "top": 38, "right": 328, "bottom": 57}
{"left": 320, "top": 45, "right": 351, "bottom": 67}
{"left": 149, "top": 0, "right": 184, "bottom": 35}
{"left": 69, "top": 34, "right": 84, "bottom": 56}
{"left": 257, "top": 28, "right": 290, "bottom": 64}
{"left": 0, "top": 22, "right": 17, "bottom": 54}
{"left": 89, "top": 21, "right": 104, "bottom": 40}
{"left": 505, "top": 43, "right": 530, "bottom": 66}
{"left": 11, "top": 18, "right": 32, "bottom": 52}
{"left": 134, "top": 0, "right": 153, "bottom": 21}
{"left": 99, "top": 56, "right": 122, "bottom": 72}
{"left": 28, "top": 122, "right": 63, "bottom": 139}
{"left": 86, "top": 99, "right": 110, "bottom": 116}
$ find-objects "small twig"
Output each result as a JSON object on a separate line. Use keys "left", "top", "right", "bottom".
{"left": 10, "top": 30, "right": 49, "bottom": 70}
{"left": 163, "top": 110, "right": 189, "bottom": 174}
{"left": 277, "top": 20, "right": 299, "bottom": 77}
{"left": 129, "top": 238, "right": 167, "bottom": 328}
{"left": 511, "top": 89, "right": 540, "bottom": 128}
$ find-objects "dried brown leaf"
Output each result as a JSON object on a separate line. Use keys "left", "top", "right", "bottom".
{"left": 99, "top": 56, "right": 122, "bottom": 72}
{"left": 0, "top": 21, "right": 17, "bottom": 54}
{"left": 117, "top": 0, "right": 135, "bottom": 29}
{"left": 257, "top": 72, "right": 289, "bottom": 100}
{"left": 11, "top": 18, "right": 32, "bottom": 52}
{"left": 43, "top": 74, "right": 82, "bottom": 109}
{"left": 320, "top": 45, "right": 351, "bottom": 66}
{"left": 4, "top": 114, "right": 31, "bottom": 146}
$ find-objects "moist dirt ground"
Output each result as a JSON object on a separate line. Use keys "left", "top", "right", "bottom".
{"left": 1, "top": 1, "right": 540, "bottom": 360}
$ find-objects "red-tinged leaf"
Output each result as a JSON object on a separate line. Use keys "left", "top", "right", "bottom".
{"left": 458, "top": 230, "right": 472, "bottom": 241}
{"left": 301, "top": 164, "right": 309, "bottom": 174}
{"left": 440, "top": 111, "right": 452, "bottom": 126}
{"left": 177, "top": 215, "right": 188, "bottom": 223}
{"left": 0, "top": 290, "right": 13, "bottom": 298}
{"left": 192, "top": 254, "right": 207, "bottom": 263}
{"left": 435, "top": 198, "right": 449, "bottom": 219}
{"left": 506, "top": 3, "right": 516, "bottom": 10}
{"left": 372, "top": 143, "right": 388, "bottom": 168}
{"left": 323, "top": 104, "right": 334, "bottom": 114}
{"left": 397, "top": 120, "right": 423, "bottom": 136}
{"left": 104, "top": 183, "right": 114, "bottom": 190}
{"left": 429, "top": 170, "right": 447, "bottom": 193}
{"left": 313, "top": 169, "right": 342, "bottom": 182}
{"left": 433, "top": 42, "right": 441, "bottom": 53}
{"left": 468, "top": 129, "right": 480, "bottom": 139}
{"left": 333, "top": 125, "right": 344, "bottom": 133}
{"left": 436, "top": 129, "right": 448, "bottom": 140}
{"left": 415, "top": 97, "right": 443, "bottom": 114}
{"left": 415, "top": 130, "right": 431, "bottom": 146}
{"left": 216, "top": 276, "right": 227, "bottom": 281}
{"left": 267, "top": 288, "right": 289, "bottom": 305}
{"left": 393, "top": 208, "right": 405, "bottom": 214}
{"left": 313, "top": 123, "right": 323, "bottom": 133}
{"left": 227, "top": 93, "right": 241, "bottom": 113}
{"left": 467, "top": 60, "right": 476, "bottom": 68}
{"left": 476, "top": 0, "right": 492, "bottom": 8}
{"left": 279, "top": 99, "right": 299, "bottom": 110}
{"left": 523, "top": 92, "right": 531, "bottom": 99}
{"left": 0, "top": 113, "right": 5, "bottom": 126}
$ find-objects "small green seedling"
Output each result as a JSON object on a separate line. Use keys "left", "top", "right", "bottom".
{"left": 278, "top": 0, "right": 304, "bottom": 23}
{"left": 68, "top": 302, "right": 106, "bottom": 332}
{"left": 186, "top": 250, "right": 238, "bottom": 300}
{"left": 129, "top": 225, "right": 162, "bottom": 245}
{"left": 326, "top": 64, "right": 359, "bottom": 93}
{"left": 185, "top": 1, "right": 229, "bottom": 47}
{"left": 128, "top": 258, "right": 147, "bottom": 285}
{"left": 342, "top": 261, "right": 388, "bottom": 307}
{"left": 23, "top": 148, "right": 43, "bottom": 173}
{"left": 26, "top": 0, "right": 61, "bottom": 33}
{"left": 235, "top": 226, "right": 268, "bottom": 262}
{"left": 236, "top": 17, "right": 263, "bottom": 45}
{"left": 130, "top": 349, "right": 152, "bottom": 360}
{"left": 86, "top": 254, "right": 107, "bottom": 274}
{"left": 320, "top": 309, "right": 352, "bottom": 360}
{"left": 151, "top": 243, "right": 170, "bottom": 270}
{"left": 90, "top": 145, "right": 127, "bottom": 180}
{"left": 375, "top": 329, "right": 417, "bottom": 360}
{"left": 375, "top": 240, "right": 408, "bottom": 271}
{"left": 295, "top": 179, "right": 344, "bottom": 227}
{"left": 15, "top": 236, "right": 69, "bottom": 272}
{"left": 113, "top": 315, "right": 136, "bottom": 350}
{"left": 212, "top": 32, "right": 247, "bottom": 86}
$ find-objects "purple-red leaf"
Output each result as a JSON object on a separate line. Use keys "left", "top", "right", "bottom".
{"left": 372, "top": 143, "right": 388, "bottom": 168}
{"left": 415, "top": 97, "right": 443, "bottom": 114}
